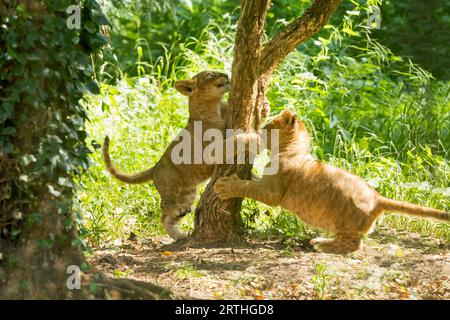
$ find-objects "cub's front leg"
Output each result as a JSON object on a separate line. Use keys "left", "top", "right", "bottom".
{"left": 204, "top": 132, "right": 262, "bottom": 165}
{"left": 214, "top": 174, "right": 282, "bottom": 207}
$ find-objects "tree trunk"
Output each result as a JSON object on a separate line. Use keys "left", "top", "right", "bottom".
{"left": 192, "top": 0, "right": 342, "bottom": 244}
{"left": 192, "top": 0, "right": 271, "bottom": 243}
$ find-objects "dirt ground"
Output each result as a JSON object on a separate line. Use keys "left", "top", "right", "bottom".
{"left": 90, "top": 227, "right": 449, "bottom": 300}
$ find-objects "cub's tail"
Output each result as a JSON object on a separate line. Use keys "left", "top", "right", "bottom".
{"left": 103, "top": 136, "right": 154, "bottom": 184}
{"left": 379, "top": 197, "right": 449, "bottom": 222}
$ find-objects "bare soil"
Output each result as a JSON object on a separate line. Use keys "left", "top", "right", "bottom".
{"left": 89, "top": 227, "right": 449, "bottom": 300}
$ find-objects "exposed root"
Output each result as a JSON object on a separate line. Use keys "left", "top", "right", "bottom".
{"left": 86, "top": 272, "right": 192, "bottom": 300}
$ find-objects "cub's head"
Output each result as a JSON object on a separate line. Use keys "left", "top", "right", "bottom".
{"left": 263, "top": 109, "right": 304, "bottom": 133}
{"left": 175, "top": 71, "right": 230, "bottom": 102}
{"left": 263, "top": 109, "right": 310, "bottom": 150}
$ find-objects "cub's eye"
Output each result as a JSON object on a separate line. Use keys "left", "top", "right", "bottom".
{"left": 206, "top": 73, "right": 215, "bottom": 79}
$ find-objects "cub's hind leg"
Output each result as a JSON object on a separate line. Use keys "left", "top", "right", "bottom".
{"left": 159, "top": 188, "right": 197, "bottom": 241}
{"left": 155, "top": 178, "right": 189, "bottom": 240}
{"left": 310, "top": 233, "right": 362, "bottom": 255}
{"left": 177, "top": 187, "right": 197, "bottom": 217}
{"left": 160, "top": 214, "right": 188, "bottom": 241}
{"left": 160, "top": 196, "right": 189, "bottom": 240}
{"left": 163, "top": 187, "right": 197, "bottom": 241}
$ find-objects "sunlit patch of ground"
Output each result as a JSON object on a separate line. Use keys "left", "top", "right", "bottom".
{"left": 89, "top": 227, "right": 449, "bottom": 300}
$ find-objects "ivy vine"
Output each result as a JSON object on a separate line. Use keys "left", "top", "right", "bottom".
{"left": 0, "top": 0, "right": 109, "bottom": 265}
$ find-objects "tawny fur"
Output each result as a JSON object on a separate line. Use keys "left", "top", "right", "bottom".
{"left": 103, "top": 71, "right": 232, "bottom": 240}
{"left": 214, "top": 109, "right": 449, "bottom": 254}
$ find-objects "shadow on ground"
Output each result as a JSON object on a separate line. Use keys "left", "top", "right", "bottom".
{"left": 90, "top": 227, "right": 449, "bottom": 300}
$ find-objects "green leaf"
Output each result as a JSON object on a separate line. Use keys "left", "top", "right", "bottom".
{"left": 89, "top": 282, "right": 98, "bottom": 294}
{"left": 81, "top": 261, "right": 90, "bottom": 272}
{"left": 48, "top": 185, "right": 62, "bottom": 197}
{"left": 19, "top": 175, "right": 29, "bottom": 182}
{"left": 21, "top": 154, "right": 37, "bottom": 166}
{"left": 0, "top": 142, "right": 13, "bottom": 154}
{"left": 58, "top": 177, "right": 73, "bottom": 188}
{"left": 342, "top": 27, "right": 360, "bottom": 37}
{"left": 0, "top": 103, "right": 14, "bottom": 121}
{"left": 92, "top": 12, "right": 111, "bottom": 27}
{"left": 86, "top": 80, "right": 100, "bottom": 94}
{"left": 1, "top": 127, "right": 16, "bottom": 136}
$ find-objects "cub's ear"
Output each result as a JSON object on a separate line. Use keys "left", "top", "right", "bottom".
{"left": 175, "top": 79, "right": 196, "bottom": 96}
{"left": 280, "top": 109, "right": 296, "bottom": 127}
{"left": 290, "top": 115, "right": 297, "bottom": 127}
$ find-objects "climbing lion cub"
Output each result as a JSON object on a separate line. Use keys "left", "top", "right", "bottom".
{"left": 103, "top": 71, "right": 231, "bottom": 240}
{"left": 214, "top": 109, "right": 449, "bottom": 254}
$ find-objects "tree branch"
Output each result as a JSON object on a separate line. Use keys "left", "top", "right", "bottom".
{"left": 259, "top": 0, "right": 342, "bottom": 76}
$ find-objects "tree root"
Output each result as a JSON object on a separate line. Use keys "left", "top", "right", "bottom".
{"left": 87, "top": 272, "right": 192, "bottom": 300}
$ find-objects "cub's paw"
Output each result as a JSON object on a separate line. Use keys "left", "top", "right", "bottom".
{"left": 214, "top": 174, "right": 241, "bottom": 200}
{"left": 173, "top": 231, "right": 189, "bottom": 241}
{"left": 310, "top": 237, "right": 328, "bottom": 251}
{"left": 310, "top": 237, "right": 359, "bottom": 255}
{"left": 310, "top": 237, "right": 328, "bottom": 245}
{"left": 166, "top": 224, "right": 189, "bottom": 241}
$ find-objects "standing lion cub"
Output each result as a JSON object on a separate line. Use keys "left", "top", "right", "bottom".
{"left": 103, "top": 71, "right": 232, "bottom": 240}
{"left": 214, "top": 109, "right": 449, "bottom": 254}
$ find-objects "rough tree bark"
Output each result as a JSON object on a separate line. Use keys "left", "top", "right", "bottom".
{"left": 192, "top": 0, "right": 342, "bottom": 243}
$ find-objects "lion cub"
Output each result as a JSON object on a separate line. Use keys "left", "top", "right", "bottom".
{"left": 104, "top": 71, "right": 231, "bottom": 240}
{"left": 214, "top": 109, "right": 449, "bottom": 254}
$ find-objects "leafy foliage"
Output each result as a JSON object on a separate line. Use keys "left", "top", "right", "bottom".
{"left": 375, "top": 0, "right": 450, "bottom": 80}
{"left": 0, "top": 0, "right": 108, "bottom": 255}
{"left": 96, "top": 0, "right": 239, "bottom": 81}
